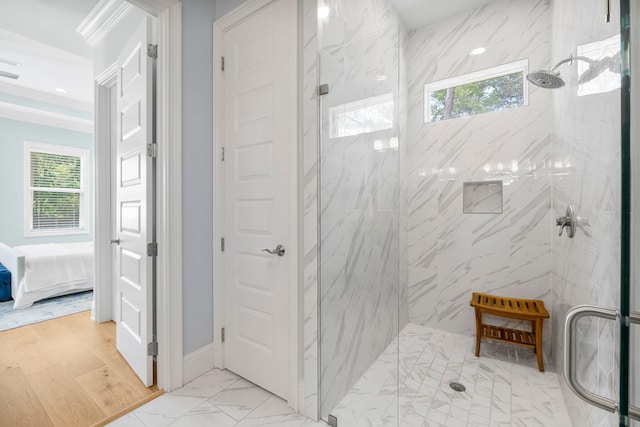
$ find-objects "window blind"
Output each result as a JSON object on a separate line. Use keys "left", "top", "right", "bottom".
{"left": 30, "top": 150, "right": 83, "bottom": 231}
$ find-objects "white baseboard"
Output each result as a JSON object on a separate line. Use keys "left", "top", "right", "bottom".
{"left": 183, "top": 343, "right": 215, "bottom": 384}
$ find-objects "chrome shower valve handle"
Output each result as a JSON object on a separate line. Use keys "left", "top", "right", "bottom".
{"left": 556, "top": 205, "right": 590, "bottom": 238}
{"left": 556, "top": 205, "right": 576, "bottom": 237}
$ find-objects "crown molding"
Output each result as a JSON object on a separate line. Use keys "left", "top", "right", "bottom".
{"left": 125, "top": 0, "right": 179, "bottom": 17}
{"left": 0, "top": 101, "right": 93, "bottom": 133}
{"left": 76, "top": 0, "right": 133, "bottom": 47}
{"left": 0, "top": 81, "right": 93, "bottom": 112}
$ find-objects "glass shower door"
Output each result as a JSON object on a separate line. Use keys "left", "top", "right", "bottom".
{"left": 317, "top": 7, "right": 401, "bottom": 425}
{"left": 564, "top": 1, "right": 638, "bottom": 425}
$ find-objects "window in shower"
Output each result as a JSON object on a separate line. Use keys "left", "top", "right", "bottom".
{"left": 329, "top": 92, "right": 394, "bottom": 138}
{"left": 424, "top": 59, "right": 528, "bottom": 122}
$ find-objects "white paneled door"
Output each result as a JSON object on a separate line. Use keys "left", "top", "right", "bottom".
{"left": 115, "top": 18, "right": 154, "bottom": 387}
{"left": 221, "top": 0, "right": 294, "bottom": 400}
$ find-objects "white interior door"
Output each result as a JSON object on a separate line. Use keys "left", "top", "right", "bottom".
{"left": 222, "top": 0, "right": 294, "bottom": 400}
{"left": 115, "top": 18, "right": 154, "bottom": 387}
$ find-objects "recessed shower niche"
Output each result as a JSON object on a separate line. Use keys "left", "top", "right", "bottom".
{"left": 462, "top": 180, "right": 503, "bottom": 214}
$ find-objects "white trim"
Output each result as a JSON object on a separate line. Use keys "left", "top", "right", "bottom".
{"left": 93, "top": 65, "right": 118, "bottom": 323}
{"left": 0, "top": 102, "right": 93, "bottom": 133}
{"left": 23, "top": 141, "right": 90, "bottom": 238}
{"left": 212, "top": 2, "right": 226, "bottom": 374}
{"left": 89, "top": 0, "right": 183, "bottom": 393}
{"left": 77, "top": 0, "right": 133, "bottom": 47}
{"left": 154, "top": 2, "right": 183, "bottom": 393}
{"left": 424, "top": 58, "right": 529, "bottom": 122}
{"left": 126, "top": 0, "right": 179, "bottom": 17}
{"left": 183, "top": 343, "right": 215, "bottom": 384}
{"left": 0, "top": 81, "right": 93, "bottom": 112}
{"left": 212, "top": 0, "right": 300, "bottom": 411}
{"left": 286, "top": 0, "right": 300, "bottom": 411}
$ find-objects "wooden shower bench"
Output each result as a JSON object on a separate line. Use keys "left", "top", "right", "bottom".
{"left": 470, "top": 292, "right": 549, "bottom": 372}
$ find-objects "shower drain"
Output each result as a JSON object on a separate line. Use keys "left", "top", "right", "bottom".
{"left": 449, "top": 381, "right": 466, "bottom": 392}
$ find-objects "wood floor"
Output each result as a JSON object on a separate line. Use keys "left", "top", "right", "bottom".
{"left": 0, "top": 311, "right": 161, "bottom": 427}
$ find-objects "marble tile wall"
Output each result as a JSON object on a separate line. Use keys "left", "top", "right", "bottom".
{"left": 405, "top": 0, "right": 554, "bottom": 354}
{"left": 550, "top": 0, "right": 622, "bottom": 426}
{"left": 302, "top": 0, "right": 319, "bottom": 420}
{"left": 317, "top": 0, "right": 402, "bottom": 419}
{"left": 399, "top": 26, "right": 409, "bottom": 330}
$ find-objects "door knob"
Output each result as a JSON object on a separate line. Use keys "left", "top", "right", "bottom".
{"left": 262, "top": 244, "right": 285, "bottom": 256}
{"left": 110, "top": 239, "right": 120, "bottom": 245}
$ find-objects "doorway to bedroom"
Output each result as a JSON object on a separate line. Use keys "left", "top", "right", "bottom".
{"left": 0, "top": 0, "right": 163, "bottom": 418}
{"left": 0, "top": 0, "right": 97, "bottom": 330}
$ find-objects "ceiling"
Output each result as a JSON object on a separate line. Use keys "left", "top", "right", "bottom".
{"left": 0, "top": 0, "right": 101, "bottom": 107}
{"left": 0, "top": 0, "right": 101, "bottom": 58}
{"left": 390, "top": 0, "right": 496, "bottom": 29}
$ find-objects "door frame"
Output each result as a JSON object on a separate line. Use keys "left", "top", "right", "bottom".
{"left": 94, "top": 63, "right": 118, "bottom": 324}
{"left": 93, "top": 0, "right": 183, "bottom": 393}
{"left": 212, "top": 0, "right": 301, "bottom": 410}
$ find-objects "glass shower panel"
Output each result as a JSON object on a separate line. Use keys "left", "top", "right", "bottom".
{"left": 318, "top": 20, "right": 400, "bottom": 425}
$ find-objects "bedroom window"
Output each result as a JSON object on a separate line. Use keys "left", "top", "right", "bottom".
{"left": 24, "top": 142, "right": 89, "bottom": 236}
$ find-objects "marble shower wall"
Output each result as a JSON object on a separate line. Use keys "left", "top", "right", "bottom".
{"left": 406, "top": 0, "right": 554, "bottom": 350}
{"left": 551, "top": 0, "right": 621, "bottom": 426}
{"left": 302, "top": 0, "right": 319, "bottom": 419}
{"left": 318, "top": 0, "right": 402, "bottom": 418}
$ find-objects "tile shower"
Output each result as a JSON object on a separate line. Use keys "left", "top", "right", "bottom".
{"left": 316, "top": 0, "right": 631, "bottom": 426}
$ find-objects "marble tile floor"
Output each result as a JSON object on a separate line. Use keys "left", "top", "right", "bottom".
{"left": 108, "top": 323, "right": 572, "bottom": 427}
{"left": 330, "top": 323, "right": 572, "bottom": 427}
{"left": 107, "top": 368, "right": 327, "bottom": 427}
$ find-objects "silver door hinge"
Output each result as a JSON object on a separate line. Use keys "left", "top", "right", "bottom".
{"left": 221, "top": 327, "right": 225, "bottom": 343}
{"left": 147, "top": 340, "right": 158, "bottom": 356}
{"left": 221, "top": 147, "right": 225, "bottom": 161}
{"left": 319, "top": 83, "right": 330, "bottom": 96}
{"left": 221, "top": 238, "right": 225, "bottom": 252}
{"left": 147, "top": 44, "right": 158, "bottom": 60}
{"left": 147, "top": 143, "right": 158, "bottom": 158}
{"left": 147, "top": 242, "right": 158, "bottom": 257}
{"left": 221, "top": 56, "right": 225, "bottom": 71}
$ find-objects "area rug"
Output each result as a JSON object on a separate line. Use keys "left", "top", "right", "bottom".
{"left": 0, "top": 291, "right": 93, "bottom": 332}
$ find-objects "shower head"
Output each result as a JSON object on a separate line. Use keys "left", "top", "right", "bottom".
{"left": 526, "top": 54, "right": 575, "bottom": 89}
{"left": 526, "top": 70, "right": 565, "bottom": 89}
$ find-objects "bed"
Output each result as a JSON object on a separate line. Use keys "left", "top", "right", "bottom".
{"left": 0, "top": 242, "right": 94, "bottom": 309}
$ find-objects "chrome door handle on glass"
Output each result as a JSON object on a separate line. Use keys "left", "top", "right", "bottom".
{"left": 110, "top": 239, "right": 120, "bottom": 245}
{"left": 262, "top": 244, "right": 285, "bottom": 256}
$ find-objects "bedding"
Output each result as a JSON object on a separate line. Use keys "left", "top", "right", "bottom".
{"left": 0, "top": 242, "right": 94, "bottom": 309}
{"left": 0, "top": 263, "right": 10, "bottom": 302}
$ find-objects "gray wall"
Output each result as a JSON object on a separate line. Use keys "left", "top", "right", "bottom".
{"left": 182, "top": 0, "right": 216, "bottom": 355}
{"left": 0, "top": 116, "right": 93, "bottom": 247}
{"left": 215, "top": 0, "right": 250, "bottom": 18}
{"left": 181, "top": 0, "right": 249, "bottom": 355}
